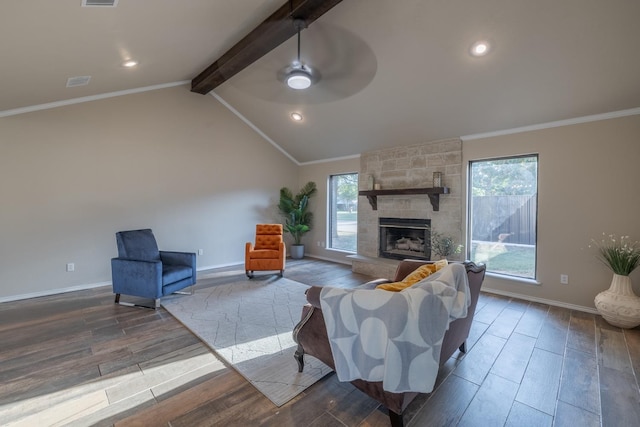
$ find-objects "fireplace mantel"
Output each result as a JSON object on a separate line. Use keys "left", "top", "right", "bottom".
{"left": 359, "top": 187, "right": 450, "bottom": 211}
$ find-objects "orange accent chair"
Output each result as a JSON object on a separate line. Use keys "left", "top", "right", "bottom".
{"left": 245, "top": 224, "right": 286, "bottom": 278}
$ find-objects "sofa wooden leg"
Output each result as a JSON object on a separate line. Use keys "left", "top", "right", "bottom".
{"left": 294, "top": 345, "right": 305, "bottom": 372}
{"left": 388, "top": 409, "right": 404, "bottom": 427}
{"left": 459, "top": 341, "right": 467, "bottom": 353}
{"left": 114, "top": 293, "right": 120, "bottom": 304}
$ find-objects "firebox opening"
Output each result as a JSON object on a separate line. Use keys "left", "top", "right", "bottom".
{"left": 379, "top": 217, "right": 431, "bottom": 260}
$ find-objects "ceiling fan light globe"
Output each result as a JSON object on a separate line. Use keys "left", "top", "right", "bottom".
{"left": 287, "top": 71, "right": 312, "bottom": 90}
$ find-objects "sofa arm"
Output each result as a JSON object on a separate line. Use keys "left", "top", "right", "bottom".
{"left": 394, "top": 260, "right": 434, "bottom": 281}
{"left": 306, "top": 286, "right": 324, "bottom": 308}
{"left": 111, "top": 258, "right": 163, "bottom": 299}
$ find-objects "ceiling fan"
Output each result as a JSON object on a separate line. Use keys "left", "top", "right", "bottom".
{"left": 282, "top": 19, "right": 318, "bottom": 90}
{"left": 191, "top": 0, "right": 377, "bottom": 104}
{"left": 224, "top": 19, "right": 377, "bottom": 104}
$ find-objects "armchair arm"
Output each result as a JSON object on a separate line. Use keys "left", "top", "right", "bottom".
{"left": 160, "top": 250, "right": 196, "bottom": 279}
{"left": 160, "top": 251, "right": 195, "bottom": 266}
{"left": 245, "top": 242, "right": 253, "bottom": 269}
{"left": 306, "top": 286, "right": 323, "bottom": 309}
{"left": 111, "top": 258, "right": 163, "bottom": 299}
{"left": 279, "top": 241, "right": 285, "bottom": 263}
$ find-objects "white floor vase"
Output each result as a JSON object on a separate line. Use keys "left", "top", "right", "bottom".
{"left": 594, "top": 273, "right": 640, "bottom": 328}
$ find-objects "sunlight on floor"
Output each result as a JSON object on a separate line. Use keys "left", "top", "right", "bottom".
{"left": 0, "top": 353, "right": 225, "bottom": 426}
{"left": 218, "top": 331, "right": 296, "bottom": 364}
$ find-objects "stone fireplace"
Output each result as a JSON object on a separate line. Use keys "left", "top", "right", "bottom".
{"left": 379, "top": 217, "right": 431, "bottom": 260}
{"left": 351, "top": 138, "right": 462, "bottom": 278}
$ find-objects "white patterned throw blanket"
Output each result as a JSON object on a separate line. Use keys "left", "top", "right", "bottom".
{"left": 319, "top": 263, "right": 470, "bottom": 393}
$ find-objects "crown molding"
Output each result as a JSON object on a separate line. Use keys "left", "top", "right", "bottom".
{"left": 461, "top": 107, "right": 640, "bottom": 141}
{"left": 209, "top": 92, "right": 300, "bottom": 165}
{"left": 0, "top": 81, "right": 190, "bottom": 118}
{"left": 299, "top": 153, "right": 360, "bottom": 166}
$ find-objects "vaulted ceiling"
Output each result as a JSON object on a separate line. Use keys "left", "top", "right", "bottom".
{"left": 2, "top": 0, "right": 640, "bottom": 163}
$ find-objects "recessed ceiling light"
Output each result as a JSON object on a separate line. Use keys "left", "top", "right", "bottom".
{"left": 291, "top": 112, "right": 303, "bottom": 122}
{"left": 470, "top": 41, "right": 491, "bottom": 57}
{"left": 123, "top": 60, "right": 138, "bottom": 68}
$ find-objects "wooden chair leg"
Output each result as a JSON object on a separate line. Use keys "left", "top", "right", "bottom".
{"left": 294, "top": 344, "right": 305, "bottom": 372}
{"left": 388, "top": 409, "right": 404, "bottom": 427}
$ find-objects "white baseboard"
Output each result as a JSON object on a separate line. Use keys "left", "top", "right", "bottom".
{"left": 0, "top": 261, "right": 600, "bottom": 317}
{"left": 481, "top": 286, "right": 598, "bottom": 315}
{"left": 0, "top": 281, "right": 111, "bottom": 304}
{"left": 0, "top": 262, "right": 246, "bottom": 304}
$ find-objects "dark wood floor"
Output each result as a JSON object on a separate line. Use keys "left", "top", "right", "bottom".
{"left": 1, "top": 258, "right": 639, "bottom": 426}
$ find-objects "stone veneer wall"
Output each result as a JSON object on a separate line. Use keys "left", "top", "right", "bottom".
{"left": 353, "top": 138, "right": 463, "bottom": 278}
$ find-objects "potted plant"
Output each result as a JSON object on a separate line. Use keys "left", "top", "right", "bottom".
{"left": 590, "top": 233, "right": 640, "bottom": 328}
{"left": 278, "top": 181, "right": 317, "bottom": 259}
{"left": 431, "top": 231, "right": 463, "bottom": 260}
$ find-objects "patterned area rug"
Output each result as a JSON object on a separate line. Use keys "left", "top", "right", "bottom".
{"left": 161, "top": 276, "right": 332, "bottom": 407}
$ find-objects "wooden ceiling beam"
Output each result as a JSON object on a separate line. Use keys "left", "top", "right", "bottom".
{"left": 191, "top": 0, "right": 343, "bottom": 94}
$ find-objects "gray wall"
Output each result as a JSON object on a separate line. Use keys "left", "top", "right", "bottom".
{"left": 2, "top": 83, "right": 639, "bottom": 311}
{"left": 0, "top": 85, "right": 298, "bottom": 301}
{"left": 463, "top": 114, "right": 640, "bottom": 309}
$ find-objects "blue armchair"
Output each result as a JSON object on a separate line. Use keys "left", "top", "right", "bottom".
{"left": 111, "top": 229, "right": 196, "bottom": 308}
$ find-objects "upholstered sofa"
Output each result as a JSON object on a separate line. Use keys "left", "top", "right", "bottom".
{"left": 292, "top": 260, "right": 486, "bottom": 427}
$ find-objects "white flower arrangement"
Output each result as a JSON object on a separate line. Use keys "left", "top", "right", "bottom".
{"left": 589, "top": 233, "right": 640, "bottom": 276}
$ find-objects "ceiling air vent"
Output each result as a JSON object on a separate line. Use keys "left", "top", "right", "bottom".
{"left": 66, "top": 76, "right": 91, "bottom": 87}
{"left": 82, "top": 0, "right": 118, "bottom": 7}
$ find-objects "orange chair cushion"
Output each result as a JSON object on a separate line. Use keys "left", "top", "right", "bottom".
{"left": 254, "top": 224, "right": 283, "bottom": 250}
{"left": 376, "top": 259, "right": 448, "bottom": 291}
{"left": 256, "top": 224, "right": 282, "bottom": 235}
{"left": 249, "top": 249, "right": 281, "bottom": 259}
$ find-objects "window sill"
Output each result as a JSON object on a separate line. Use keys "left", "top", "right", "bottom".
{"left": 326, "top": 247, "right": 356, "bottom": 255}
{"left": 485, "top": 271, "right": 542, "bottom": 286}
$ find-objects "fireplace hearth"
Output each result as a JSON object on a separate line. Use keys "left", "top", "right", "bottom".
{"left": 379, "top": 217, "right": 431, "bottom": 260}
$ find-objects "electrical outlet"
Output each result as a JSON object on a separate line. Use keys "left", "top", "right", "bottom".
{"left": 560, "top": 274, "right": 569, "bottom": 285}
{"left": 66, "top": 263, "right": 75, "bottom": 272}
{"left": 198, "top": 249, "right": 204, "bottom": 256}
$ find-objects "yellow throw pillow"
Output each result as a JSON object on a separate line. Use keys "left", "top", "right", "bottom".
{"left": 376, "top": 259, "right": 448, "bottom": 292}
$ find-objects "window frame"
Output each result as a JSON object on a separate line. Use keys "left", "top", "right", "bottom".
{"left": 327, "top": 172, "right": 358, "bottom": 253}
{"left": 467, "top": 154, "right": 539, "bottom": 280}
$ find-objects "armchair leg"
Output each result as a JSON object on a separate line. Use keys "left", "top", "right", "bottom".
{"left": 388, "top": 410, "right": 404, "bottom": 427}
{"left": 459, "top": 341, "right": 467, "bottom": 354}
{"left": 246, "top": 271, "right": 253, "bottom": 278}
{"left": 114, "top": 294, "right": 159, "bottom": 310}
{"left": 294, "top": 344, "right": 305, "bottom": 373}
{"left": 280, "top": 270, "right": 284, "bottom": 277}
{"left": 173, "top": 284, "right": 196, "bottom": 296}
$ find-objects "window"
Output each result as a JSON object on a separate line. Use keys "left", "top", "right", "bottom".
{"left": 328, "top": 173, "right": 358, "bottom": 252}
{"left": 468, "top": 155, "right": 538, "bottom": 279}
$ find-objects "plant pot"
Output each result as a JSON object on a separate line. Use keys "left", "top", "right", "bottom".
{"left": 594, "top": 274, "right": 640, "bottom": 328}
{"left": 290, "top": 244, "right": 305, "bottom": 259}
